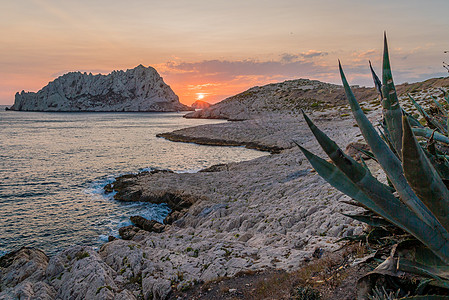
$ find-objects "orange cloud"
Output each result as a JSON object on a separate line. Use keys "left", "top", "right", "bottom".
{"left": 158, "top": 56, "right": 336, "bottom": 105}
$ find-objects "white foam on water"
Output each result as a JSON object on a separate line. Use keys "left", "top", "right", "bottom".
{"left": 84, "top": 176, "right": 117, "bottom": 200}
{"left": 174, "top": 169, "right": 201, "bottom": 174}
{"left": 87, "top": 173, "right": 171, "bottom": 240}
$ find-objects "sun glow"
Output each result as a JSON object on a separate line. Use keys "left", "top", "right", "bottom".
{"left": 196, "top": 93, "right": 206, "bottom": 100}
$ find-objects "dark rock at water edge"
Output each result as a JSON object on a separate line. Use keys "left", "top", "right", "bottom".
{"left": 163, "top": 209, "right": 187, "bottom": 225}
{"left": 130, "top": 216, "right": 165, "bottom": 233}
{"left": 156, "top": 132, "right": 283, "bottom": 154}
{"left": 199, "top": 163, "right": 229, "bottom": 172}
{"left": 107, "top": 170, "right": 196, "bottom": 211}
{"left": 118, "top": 225, "right": 141, "bottom": 240}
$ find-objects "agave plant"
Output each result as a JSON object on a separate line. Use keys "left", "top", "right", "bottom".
{"left": 298, "top": 34, "right": 449, "bottom": 294}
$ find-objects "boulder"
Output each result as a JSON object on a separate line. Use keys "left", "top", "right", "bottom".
{"left": 119, "top": 225, "right": 141, "bottom": 240}
{"left": 130, "top": 216, "right": 165, "bottom": 233}
{"left": 0, "top": 247, "right": 56, "bottom": 299}
{"left": 0, "top": 247, "right": 49, "bottom": 288}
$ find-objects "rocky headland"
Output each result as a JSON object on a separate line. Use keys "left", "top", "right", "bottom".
{"left": 9, "top": 65, "right": 192, "bottom": 112}
{"left": 190, "top": 100, "right": 211, "bottom": 110}
{"left": 2, "top": 76, "right": 449, "bottom": 299}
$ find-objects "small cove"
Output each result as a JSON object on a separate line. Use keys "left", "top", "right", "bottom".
{"left": 0, "top": 109, "right": 267, "bottom": 256}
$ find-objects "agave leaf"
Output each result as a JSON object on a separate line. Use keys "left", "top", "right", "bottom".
{"left": 369, "top": 60, "right": 382, "bottom": 98}
{"left": 381, "top": 34, "right": 403, "bottom": 155}
{"left": 295, "top": 142, "right": 388, "bottom": 215}
{"left": 341, "top": 200, "right": 366, "bottom": 208}
{"left": 300, "top": 113, "right": 449, "bottom": 263}
{"left": 359, "top": 157, "right": 373, "bottom": 176}
{"left": 432, "top": 95, "right": 448, "bottom": 114}
{"left": 339, "top": 62, "right": 438, "bottom": 227}
{"left": 400, "top": 295, "right": 449, "bottom": 299}
{"left": 440, "top": 88, "right": 449, "bottom": 106}
{"left": 402, "top": 116, "right": 449, "bottom": 231}
{"left": 408, "top": 93, "right": 432, "bottom": 123}
{"left": 301, "top": 111, "right": 396, "bottom": 198}
{"left": 446, "top": 114, "right": 449, "bottom": 138}
{"left": 356, "top": 147, "right": 376, "bottom": 161}
{"left": 378, "top": 122, "right": 399, "bottom": 157}
{"left": 296, "top": 141, "right": 411, "bottom": 230}
{"left": 398, "top": 259, "right": 449, "bottom": 284}
{"left": 402, "top": 108, "right": 423, "bottom": 128}
{"left": 408, "top": 94, "right": 448, "bottom": 134}
{"left": 342, "top": 213, "right": 393, "bottom": 228}
{"left": 396, "top": 239, "right": 447, "bottom": 267}
{"left": 412, "top": 127, "right": 449, "bottom": 144}
{"left": 423, "top": 149, "right": 449, "bottom": 183}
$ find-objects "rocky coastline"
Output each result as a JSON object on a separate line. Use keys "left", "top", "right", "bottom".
{"left": 4, "top": 74, "right": 449, "bottom": 299}
{"left": 1, "top": 101, "right": 385, "bottom": 299}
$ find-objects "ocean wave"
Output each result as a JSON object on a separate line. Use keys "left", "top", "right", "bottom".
{"left": 84, "top": 176, "right": 117, "bottom": 200}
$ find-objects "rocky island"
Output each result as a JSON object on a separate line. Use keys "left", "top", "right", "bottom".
{"left": 190, "top": 100, "right": 211, "bottom": 110}
{"left": 9, "top": 65, "right": 192, "bottom": 112}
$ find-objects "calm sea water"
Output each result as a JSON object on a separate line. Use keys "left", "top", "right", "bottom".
{"left": 0, "top": 107, "right": 266, "bottom": 256}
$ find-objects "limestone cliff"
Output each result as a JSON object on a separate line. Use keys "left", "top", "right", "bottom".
{"left": 10, "top": 65, "right": 192, "bottom": 112}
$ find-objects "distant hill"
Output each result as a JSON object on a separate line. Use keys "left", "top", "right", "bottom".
{"left": 10, "top": 65, "right": 192, "bottom": 112}
{"left": 191, "top": 100, "right": 211, "bottom": 110}
{"left": 185, "top": 77, "right": 449, "bottom": 120}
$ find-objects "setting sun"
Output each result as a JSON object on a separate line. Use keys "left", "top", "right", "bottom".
{"left": 196, "top": 93, "right": 206, "bottom": 100}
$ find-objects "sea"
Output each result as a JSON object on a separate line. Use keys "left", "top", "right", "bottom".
{"left": 0, "top": 106, "right": 266, "bottom": 256}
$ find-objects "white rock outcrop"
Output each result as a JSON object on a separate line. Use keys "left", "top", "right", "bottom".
{"left": 11, "top": 65, "right": 191, "bottom": 112}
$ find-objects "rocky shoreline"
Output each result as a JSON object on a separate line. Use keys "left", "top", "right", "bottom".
{"left": 1, "top": 104, "right": 385, "bottom": 299}
{"left": 156, "top": 132, "right": 283, "bottom": 154}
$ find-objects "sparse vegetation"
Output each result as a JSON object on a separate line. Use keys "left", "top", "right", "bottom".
{"left": 75, "top": 251, "right": 89, "bottom": 260}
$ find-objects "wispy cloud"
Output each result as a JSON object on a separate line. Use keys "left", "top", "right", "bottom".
{"left": 280, "top": 50, "right": 328, "bottom": 62}
{"left": 160, "top": 55, "right": 333, "bottom": 80}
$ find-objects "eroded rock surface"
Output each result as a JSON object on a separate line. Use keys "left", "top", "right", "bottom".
{"left": 0, "top": 247, "right": 56, "bottom": 300}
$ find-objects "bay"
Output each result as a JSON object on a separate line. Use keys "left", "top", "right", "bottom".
{"left": 0, "top": 107, "right": 266, "bottom": 256}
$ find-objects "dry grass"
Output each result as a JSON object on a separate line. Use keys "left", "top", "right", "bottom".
{"left": 246, "top": 243, "right": 368, "bottom": 299}
{"left": 170, "top": 243, "right": 371, "bottom": 300}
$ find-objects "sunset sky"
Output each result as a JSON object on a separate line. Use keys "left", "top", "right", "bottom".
{"left": 1, "top": 0, "right": 449, "bottom": 105}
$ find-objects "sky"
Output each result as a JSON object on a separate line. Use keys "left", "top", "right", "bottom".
{"left": 1, "top": 0, "right": 449, "bottom": 106}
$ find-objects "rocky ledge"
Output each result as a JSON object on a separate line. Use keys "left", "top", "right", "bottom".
{"left": 10, "top": 65, "right": 192, "bottom": 112}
